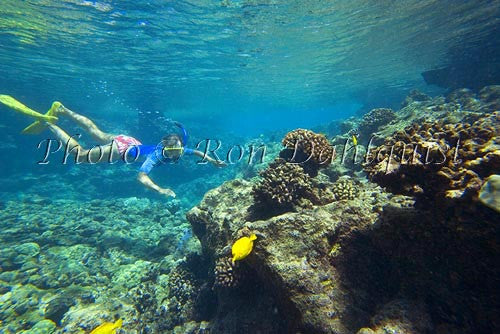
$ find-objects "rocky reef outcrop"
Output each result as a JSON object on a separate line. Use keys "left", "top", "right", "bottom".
{"left": 187, "top": 179, "right": 407, "bottom": 333}
{"left": 187, "top": 175, "right": 498, "bottom": 333}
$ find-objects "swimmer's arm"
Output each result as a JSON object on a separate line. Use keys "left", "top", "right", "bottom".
{"left": 137, "top": 172, "right": 176, "bottom": 197}
{"left": 192, "top": 150, "right": 227, "bottom": 167}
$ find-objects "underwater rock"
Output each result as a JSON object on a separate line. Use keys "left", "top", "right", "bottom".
{"left": 400, "top": 89, "right": 431, "bottom": 108}
{"left": 13, "top": 242, "right": 40, "bottom": 257}
{"left": 44, "top": 296, "right": 76, "bottom": 325}
{"left": 358, "top": 108, "right": 396, "bottom": 135}
{"left": 13, "top": 242, "right": 40, "bottom": 266}
{"left": 187, "top": 178, "right": 408, "bottom": 333}
{"left": 92, "top": 215, "right": 106, "bottom": 223}
{"left": 0, "top": 280, "right": 11, "bottom": 294}
{"left": 360, "top": 299, "right": 433, "bottom": 334}
{"left": 478, "top": 174, "right": 500, "bottom": 212}
{"left": 478, "top": 85, "right": 500, "bottom": 111}
{"left": 0, "top": 283, "right": 46, "bottom": 328}
{"left": 111, "top": 260, "right": 155, "bottom": 291}
{"left": 60, "top": 303, "right": 134, "bottom": 334}
{"left": 0, "top": 247, "right": 19, "bottom": 271}
{"left": 445, "top": 88, "right": 481, "bottom": 111}
{"left": 188, "top": 144, "right": 500, "bottom": 334}
{"left": 421, "top": 45, "right": 500, "bottom": 91}
{"left": 21, "top": 319, "right": 57, "bottom": 334}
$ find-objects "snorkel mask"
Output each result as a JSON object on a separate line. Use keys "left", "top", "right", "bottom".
{"left": 160, "top": 121, "right": 189, "bottom": 162}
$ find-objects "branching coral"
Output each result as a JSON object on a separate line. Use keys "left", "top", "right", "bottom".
{"left": 158, "top": 266, "right": 199, "bottom": 328}
{"left": 167, "top": 267, "right": 197, "bottom": 304}
{"left": 363, "top": 112, "right": 500, "bottom": 203}
{"left": 214, "top": 256, "right": 240, "bottom": 288}
{"left": 332, "top": 177, "right": 358, "bottom": 201}
{"left": 252, "top": 129, "right": 340, "bottom": 214}
{"left": 281, "top": 129, "right": 335, "bottom": 176}
{"left": 252, "top": 158, "right": 315, "bottom": 211}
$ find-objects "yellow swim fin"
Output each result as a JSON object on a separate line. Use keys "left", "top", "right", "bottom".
{"left": 0, "top": 95, "right": 58, "bottom": 122}
{"left": 0, "top": 95, "right": 60, "bottom": 134}
{"left": 22, "top": 101, "right": 62, "bottom": 135}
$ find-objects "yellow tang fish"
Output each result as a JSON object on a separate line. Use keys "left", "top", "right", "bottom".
{"left": 232, "top": 234, "right": 257, "bottom": 263}
{"left": 90, "top": 319, "right": 122, "bottom": 334}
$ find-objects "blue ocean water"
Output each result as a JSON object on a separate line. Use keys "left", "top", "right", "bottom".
{"left": 1, "top": 0, "right": 498, "bottom": 203}
{"left": 0, "top": 1, "right": 499, "bottom": 333}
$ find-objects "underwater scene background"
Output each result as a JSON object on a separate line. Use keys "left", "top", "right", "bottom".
{"left": 0, "top": 1, "right": 499, "bottom": 333}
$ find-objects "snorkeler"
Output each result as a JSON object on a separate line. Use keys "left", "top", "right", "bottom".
{"left": 0, "top": 95, "right": 225, "bottom": 198}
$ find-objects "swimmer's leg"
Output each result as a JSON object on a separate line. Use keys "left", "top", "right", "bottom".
{"left": 46, "top": 123, "right": 119, "bottom": 163}
{"left": 57, "top": 105, "right": 115, "bottom": 144}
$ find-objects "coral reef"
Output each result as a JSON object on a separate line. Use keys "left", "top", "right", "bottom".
{"left": 331, "top": 176, "right": 359, "bottom": 201}
{"left": 251, "top": 128, "right": 343, "bottom": 215}
{"left": 165, "top": 266, "right": 198, "bottom": 324}
{"left": 214, "top": 257, "right": 240, "bottom": 288}
{"left": 251, "top": 157, "right": 337, "bottom": 217}
{"left": 182, "top": 86, "right": 500, "bottom": 333}
{"left": 0, "top": 197, "right": 199, "bottom": 333}
{"left": 333, "top": 86, "right": 500, "bottom": 151}
{"left": 252, "top": 158, "right": 314, "bottom": 211}
{"left": 281, "top": 129, "right": 335, "bottom": 176}
{"left": 1, "top": 85, "right": 498, "bottom": 334}
{"left": 187, "top": 172, "right": 499, "bottom": 333}
{"left": 358, "top": 108, "right": 396, "bottom": 134}
{"left": 400, "top": 89, "right": 431, "bottom": 108}
{"left": 364, "top": 111, "right": 499, "bottom": 204}
{"left": 188, "top": 179, "right": 410, "bottom": 333}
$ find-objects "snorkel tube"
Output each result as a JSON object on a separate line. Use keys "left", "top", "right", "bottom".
{"left": 172, "top": 121, "right": 189, "bottom": 146}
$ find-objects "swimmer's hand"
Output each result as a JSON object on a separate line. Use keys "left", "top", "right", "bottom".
{"left": 214, "top": 160, "right": 228, "bottom": 168}
{"left": 158, "top": 188, "right": 176, "bottom": 198}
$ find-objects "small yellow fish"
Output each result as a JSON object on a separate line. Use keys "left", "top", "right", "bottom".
{"left": 232, "top": 234, "right": 257, "bottom": 263}
{"left": 352, "top": 135, "right": 358, "bottom": 146}
{"left": 90, "top": 319, "right": 122, "bottom": 334}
